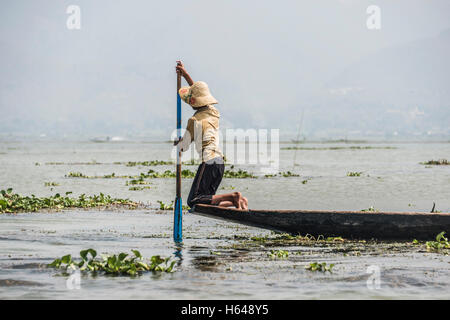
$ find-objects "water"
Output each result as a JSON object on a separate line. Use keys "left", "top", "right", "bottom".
{"left": 0, "top": 140, "right": 449, "bottom": 299}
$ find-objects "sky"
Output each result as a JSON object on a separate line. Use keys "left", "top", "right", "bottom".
{"left": 1, "top": 0, "right": 449, "bottom": 140}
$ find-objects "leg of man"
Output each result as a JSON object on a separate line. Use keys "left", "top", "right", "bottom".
{"left": 187, "top": 158, "right": 225, "bottom": 208}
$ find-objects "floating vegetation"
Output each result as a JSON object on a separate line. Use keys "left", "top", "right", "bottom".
{"left": 46, "top": 160, "right": 102, "bottom": 165}
{"left": 223, "top": 168, "right": 255, "bottom": 178}
{"left": 143, "top": 169, "right": 196, "bottom": 178}
{"left": 302, "top": 179, "right": 309, "bottom": 184}
{"left": 426, "top": 232, "right": 449, "bottom": 252}
{"left": 103, "top": 173, "right": 118, "bottom": 178}
{"left": 305, "top": 262, "right": 334, "bottom": 273}
{"left": 221, "top": 185, "right": 236, "bottom": 190}
{"left": 66, "top": 167, "right": 258, "bottom": 180}
{"left": 46, "top": 160, "right": 174, "bottom": 166}
{"left": 182, "top": 159, "right": 202, "bottom": 166}
{"left": 129, "top": 186, "right": 151, "bottom": 191}
{"left": 420, "top": 159, "right": 449, "bottom": 166}
{"left": 65, "top": 169, "right": 196, "bottom": 180}
{"left": 48, "top": 249, "right": 176, "bottom": 276}
{"left": 126, "top": 175, "right": 150, "bottom": 185}
{"left": 282, "top": 146, "right": 396, "bottom": 150}
{"left": 361, "top": 206, "right": 378, "bottom": 212}
{"left": 124, "top": 160, "right": 173, "bottom": 167}
{"left": 325, "top": 236, "right": 345, "bottom": 242}
{"left": 65, "top": 172, "right": 129, "bottom": 179}
{"left": 0, "top": 189, "right": 137, "bottom": 214}
{"left": 157, "top": 200, "right": 189, "bottom": 211}
{"left": 65, "top": 172, "right": 88, "bottom": 178}
{"left": 280, "top": 171, "right": 299, "bottom": 177}
{"left": 44, "top": 182, "right": 59, "bottom": 187}
{"left": 347, "top": 171, "right": 363, "bottom": 177}
{"left": 249, "top": 233, "right": 347, "bottom": 246}
{"left": 267, "top": 249, "right": 289, "bottom": 259}
{"left": 263, "top": 171, "right": 300, "bottom": 178}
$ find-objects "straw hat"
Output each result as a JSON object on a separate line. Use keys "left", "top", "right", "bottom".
{"left": 179, "top": 81, "right": 218, "bottom": 107}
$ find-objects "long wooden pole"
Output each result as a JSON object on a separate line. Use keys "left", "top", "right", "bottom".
{"left": 173, "top": 71, "right": 183, "bottom": 243}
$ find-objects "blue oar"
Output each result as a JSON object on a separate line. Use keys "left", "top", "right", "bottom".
{"left": 173, "top": 71, "right": 183, "bottom": 243}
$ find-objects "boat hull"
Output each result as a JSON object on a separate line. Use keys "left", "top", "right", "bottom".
{"left": 192, "top": 204, "right": 450, "bottom": 240}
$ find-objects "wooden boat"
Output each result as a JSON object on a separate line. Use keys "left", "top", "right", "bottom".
{"left": 192, "top": 204, "right": 450, "bottom": 240}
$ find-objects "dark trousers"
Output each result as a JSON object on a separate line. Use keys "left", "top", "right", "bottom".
{"left": 187, "top": 157, "right": 225, "bottom": 208}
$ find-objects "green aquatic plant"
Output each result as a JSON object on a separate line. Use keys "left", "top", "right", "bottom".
{"left": 103, "top": 173, "right": 117, "bottom": 178}
{"left": 66, "top": 172, "right": 88, "bottom": 178}
{"left": 326, "top": 236, "right": 344, "bottom": 242}
{"left": 157, "top": 200, "right": 189, "bottom": 211}
{"left": 267, "top": 249, "right": 289, "bottom": 259}
{"left": 126, "top": 175, "right": 150, "bottom": 185}
{"left": 46, "top": 160, "right": 101, "bottom": 165}
{"left": 263, "top": 172, "right": 300, "bottom": 178}
{"left": 144, "top": 169, "right": 195, "bottom": 179}
{"left": 305, "top": 262, "right": 334, "bottom": 273}
{"left": 48, "top": 249, "right": 176, "bottom": 276}
{"left": 223, "top": 169, "right": 256, "bottom": 178}
{"left": 281, "top": 146, "right": 396, "bottom": 150}
{"left": 66, "top": 168, "right": 256, "bottom": 180}
{"left": 426, "top": 232, "right": 450, "bottom": 252}
{"left": 420, "top": 159, "right": 449, "bottom": 166}
{"left": 182, "top": 159, "right": 202, "bottom": 166}
{"left": 0, "top": 189, "right": 137, "bottom": 214}
{"left": 66, "top": 172, "right": 128, "bottom": 179}
{"left": 65, "top": 169, "right": 195, "bottom": 180}
{"left": 347, "top": 171, "right": 363, "bottom": 177}
{"left": 280, "top": 171, "right": 300, "bottom": 177}
{"left": 221, "top": 185, "right": 236, "bottom": 190}
{"left": 125, "top": 160, "right": 173, "bottom": 167}
{"left": 361, "top": 206, "right": 378, "bottom": 212}
{"left": 44, "top": 182, "right": 60, "bottom": 187}
{"left": 129, "top": 186, "right": 151, "bottom": 191}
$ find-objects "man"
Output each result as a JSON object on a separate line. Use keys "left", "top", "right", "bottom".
{"left": 174, "top": 61, "right": 248, "bottom": 210}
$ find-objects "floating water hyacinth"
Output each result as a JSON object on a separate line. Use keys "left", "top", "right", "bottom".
{"left": 157, "top": 200, "right": 189, "bottom": 211}
{"left": 267, "top": 249, "right": 289, "bottom": 259}
{"left": 305, "top": 262, "right": 335, "bottom": 273}
{"left": 48, "top": 249, "right": 176, "bottom": 276}
{"left": 0, "top": 189, "right": 137, "bottom": 214}
{"left": 420, "top": 159, "right": 449, "bottom": 166}
{"left": 124, "top": 160, "right": 173, "bottom": 167}
{"left": 426, "top": 232, "right": 449, "bottom": 252}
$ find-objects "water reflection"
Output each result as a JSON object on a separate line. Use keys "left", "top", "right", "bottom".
{"left": 173, "top": 242, "right": 184, "bottom": 266}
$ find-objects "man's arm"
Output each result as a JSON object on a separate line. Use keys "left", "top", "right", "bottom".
{"left": 174, "top": 118, "right": 195, "bottom": 152}
{"left": 176, "top": 60, "right": 194, "bottom": 86}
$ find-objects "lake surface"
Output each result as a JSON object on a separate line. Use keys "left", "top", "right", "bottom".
{"left": 0, "top": 139, "right": 449, "bottom": 299}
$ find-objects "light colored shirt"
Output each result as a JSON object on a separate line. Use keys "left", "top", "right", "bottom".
{"left": 179, "top": 105, "right": 223, "bottom": 162}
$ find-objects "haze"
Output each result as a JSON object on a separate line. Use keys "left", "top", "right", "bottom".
{"left": 1, "top": 0, "right": 449, "bottom": 140}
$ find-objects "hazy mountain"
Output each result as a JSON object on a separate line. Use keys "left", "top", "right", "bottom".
{"left": 302, "top": 29, "right": 450, "bottom": 138}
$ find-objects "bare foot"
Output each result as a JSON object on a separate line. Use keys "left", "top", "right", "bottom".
{"left": 241, "top": 197, "right": 248, "bottom": 210}
{"left": 232, "top": 192, "right": 242, "bottom": 209}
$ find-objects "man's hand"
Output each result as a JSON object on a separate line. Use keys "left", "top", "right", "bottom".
{"left": 176, "top": 60, "right": 187, "bottom": 77}
{"left": 173, "top": 137, "right": 182, "bottom": 146}
{"left": 175, "top": 60, "right": 194, "bottom": 85}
